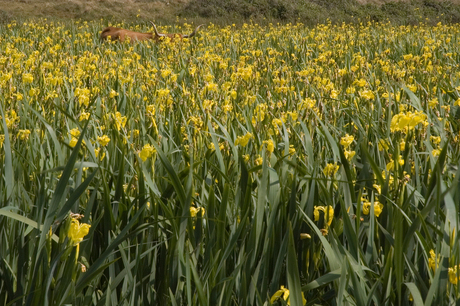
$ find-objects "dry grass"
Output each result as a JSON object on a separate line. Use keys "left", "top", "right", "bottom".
{"left": 1, "top": 0, "right": 460, "bottom": 23}
{"left": 357, "top": 0, "right": 460, "bottom": 3}
{"left": 0, "top": 0, "right": 190, "bottom": 22}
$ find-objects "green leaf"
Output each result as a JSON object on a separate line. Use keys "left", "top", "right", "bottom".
{"left": 302, "top": 268, "right": 341, "bottom": 291}
{"left": 75, "top": 205, "right": 146, "bottom": 294}
{"left": 0, "top": 106, "right": 13, "bottom": 201}
{"left": 287, "top": 222, "right": 303, "bottom": 306}
{"left": 405, "top": 282, "right": 424, "bottom": 306}
{"left": 0, "top": 208, "right": 58, "bottom": 242}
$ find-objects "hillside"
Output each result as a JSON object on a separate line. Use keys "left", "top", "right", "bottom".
{"left": 1, "top": 0, "right": 460, "bottom": 25}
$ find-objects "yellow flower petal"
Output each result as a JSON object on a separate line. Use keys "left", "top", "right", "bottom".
{"left": 68, "top": 218, "right": 91, "bottom": 245}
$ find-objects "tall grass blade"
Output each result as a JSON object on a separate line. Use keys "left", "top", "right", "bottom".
{"left": 287, "top": 222, "right": 303, "bottom": 306}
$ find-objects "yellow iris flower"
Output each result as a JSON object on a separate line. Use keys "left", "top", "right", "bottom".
{"left": 270, "top": 285, "right": 306, "bottom": 305}
{"left": 139, "top": 144, "right": 156, "bottom": 162}
{"left": 68, "top": 218, "right": 91, "bottom": 246}
{"left": 314, "top": 205, "right": 334, "bottom": 227}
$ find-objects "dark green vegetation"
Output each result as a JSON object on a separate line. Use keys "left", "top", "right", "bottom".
{"left": 184, "top": 0, "right": 460, "bottom": 25}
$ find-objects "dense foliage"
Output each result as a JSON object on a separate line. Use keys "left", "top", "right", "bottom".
{"left": 182, "top": 0, "right": 460, "bottom": 25}
{"left": 1, "top": 19, "right": 460, "bottom": 305}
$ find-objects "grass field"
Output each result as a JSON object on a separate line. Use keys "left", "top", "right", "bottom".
{"left": 3, "top": 0, "right": 460, "bottom": 25}
{"left": 1, "top": 18, "right": 460, "bottom": 305}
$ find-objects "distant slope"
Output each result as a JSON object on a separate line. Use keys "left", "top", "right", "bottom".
{"left": 1, "top": 0, "right": 460, "bottom": 24}
{"left": 0, "top": 0, "right": 183, "bottom": 23}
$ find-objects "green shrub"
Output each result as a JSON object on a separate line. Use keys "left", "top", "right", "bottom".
{"left": 182, "top": 0, "right": 460, "bottom": 25}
